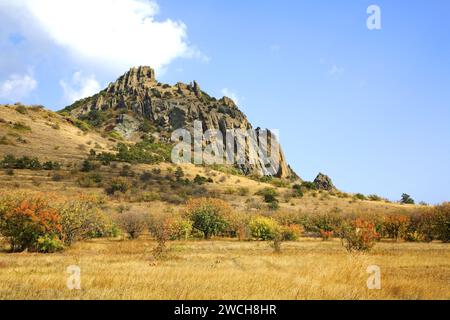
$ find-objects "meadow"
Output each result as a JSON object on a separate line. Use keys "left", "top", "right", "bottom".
{"left": 0, "top": 238, "right": 449, "bottom": 300}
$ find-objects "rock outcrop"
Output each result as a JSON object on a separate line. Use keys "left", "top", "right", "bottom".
{"left": 63, "top": 66, "right": 297, "bottom": 179}
{"left": 313, "top": 173, "right": 336, "bottom": 191}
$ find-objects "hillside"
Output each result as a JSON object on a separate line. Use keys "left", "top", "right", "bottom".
{"left": 0, "top": 102, "right": 416, "bottom": 215}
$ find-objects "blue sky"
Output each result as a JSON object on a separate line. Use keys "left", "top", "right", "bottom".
{"left": 0, "top": 0, "right": 449, "bottom": 203}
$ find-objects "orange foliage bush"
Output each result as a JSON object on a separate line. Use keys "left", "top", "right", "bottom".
{"left": 0, "top": 194, "right": 61, "bottom": 252}
{"left": 339, "top": 218, "right": 380, "bottom": 252}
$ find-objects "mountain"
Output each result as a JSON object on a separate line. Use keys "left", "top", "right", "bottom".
{"left": 62, "top": 66, "right": 297, "bottom": 179}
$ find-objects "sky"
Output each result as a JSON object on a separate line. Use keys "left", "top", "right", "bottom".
{"left": 0, "top": 0, "right": 449, "bottom": 204}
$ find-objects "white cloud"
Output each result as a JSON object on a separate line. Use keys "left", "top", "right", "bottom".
{"left": 3, "top": 0, "right": 204, "bottom": 73}
{"left": 0, "top": 73, "right": 37, "bottom": 101}
{"left": 221, "top": 88, "right": 240, "bottom": 106}
{"left": 60, "top": 72, "right": 101, "bottom": 104}
{"left": 329, "top": 65, "right": 345, "bottom": 76}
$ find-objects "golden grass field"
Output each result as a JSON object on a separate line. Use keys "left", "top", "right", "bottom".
{"left": 0, "top": 238, "right": 448, "bottom": 300}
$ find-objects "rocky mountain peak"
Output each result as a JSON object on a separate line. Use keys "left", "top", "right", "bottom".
{"left": 314, "top": 173, "right": 336, "bottom": 191}
{"left": 107, "top": 66, "right": 156, "bottom": 93}
{"left": 63, "top": 66, "right": 298, "bottom": 179}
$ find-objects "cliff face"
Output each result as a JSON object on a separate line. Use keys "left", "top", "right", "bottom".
{"left": 64, "top": 66, "right": 296, "bottom": 179}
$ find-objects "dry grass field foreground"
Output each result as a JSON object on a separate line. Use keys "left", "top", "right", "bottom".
{"left": 0, "top": 238, "right": 448, "bottom": 300}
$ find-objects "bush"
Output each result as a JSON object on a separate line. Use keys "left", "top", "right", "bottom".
{"left": 147, "top": 213, "right": 173, "bottom": 259}
{"left": 167, "top": 216, "right": 193, "bottom": 241}
{"left": 105, "top": 178, "right": 130, "bottom": 195}
{"left": 256, "top": 187, "right": 278, "bottom": 203}
{"left": 36, "top": 234, "right": 64, "bottom": 253}
{"left": 237, "top": 187, "right": 249, "bottom": 196}
{"left": 320, "top": 230, "right": 334, "bottom": 241}
{"left": 249, "top": 216, "right": 281, "bottom": 241}
{"left": 354, "top": 193, "right": 367, "bottom": 201}
{"left": 368, "top": 194, "right": 382, "bottom": 201}
{"left": 185, "top": 198, "right": 231, "bottom": 239}
{"left": 382, "top": 214, "right": 410, "bottom": 241}
{"left": 432, "top": 203, "right": 450, "bottom": 242}
{"left": 42, "top": 161, "right": 61, "bottom": 170}
{"left": 281, "top": 224, "right": 302, "bottom": 241}
{"left": 116, "top": 210, "right": 148, "bottom": 239}
{"left": 59, "top": 198, "right": 112, "bottom": 245}
{"left": 339, "top": 219, "right": 379, "bottom": 252}
{"left": 301, "top": 181, "right": 317, "bottom": 191}
{"left": 0, "top": 194, "right": 61, "bottom": 252}
{"left": 0, "top": 155, "right": 42, "bottom": 170}
{"left": 81, "top": 160, "right": 96, "bottom": 172}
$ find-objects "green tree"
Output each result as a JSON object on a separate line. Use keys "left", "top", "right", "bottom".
{"left": 401, "top": 193, "right": 415, "bottom": 205}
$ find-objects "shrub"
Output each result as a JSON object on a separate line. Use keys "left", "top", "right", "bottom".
{"left": 42, "top": 161, "right": 61, "bottom": 170}
{"left": 320, "top": 230, "right": 334, "bottom": 241}
{"left": 311, "top": 213, "right": 342, "bottom": 236}
{"left": 368, "top": 194, "right": 382, "bottom": 201}
{"left": 382, "top": 214, "right": 410, "bottom": 241}
{"left": 185, "top": 198, "right": 231, "bottom": 239}
{"left": 147, "top": 213, "right": 172, "bottom": 259}
{"left": 226, "top": 212, "right": 251, "bottom": 240}
{"left": 281, "top": 224, "right": 302, "bottom": 241}
{"left": 339, "top": 219, "right": 379, "bottom": 252}
{"left": 105, "top": 178, "right": 130, "bottom": 195}
{"left": 256, "top": 187, "right": 278, "bottom": 203}
{"left": 15, "top": 104, "right": 28, "bottom": 115}
{"left": 193, "top": 175, "right": 212, "bottom": 185}
{"left": 116, "top": 210, "right": 148, "bottom": 239}
{"left": 0, "top": 155, "right": 42, "bottom": 170}
{"left": 292, "top": 185, "right": 304, "bottom": 198}
{"left": 432, "top": 203, "right": 450, "bottom": 242}
{"left": 301, "top": 181, "right": 317, "bottom": 191}
{"left": 175, "top": 167, "right": 185, "bottom": 181}
{"left": 167, "top": 216, "right": 193, "bottom": 240}
{"left": 237, "top": 187, "right": 250, "bottom": 196}
{"left": 267, "top": 200, "right": 279, "bottom": 211}
{"left": 79, "top": 110, "right": 107, "bottom": 127}
{"left": 249, "top": 216, "right": 281, "bottom": 241}
{"left": 81, "top": 160, "right": 95, "bottom": 172}
{"left": 12, "top": 122, "right": 31, "bottom": 132}
{"left": 354, "top": 193, "right": 367, "bottom": 201}
{"left": 0, "top": 194, "right": 61, "bottom": 252}
{"left": 59, "top": 198, "right": 111, "bottom": 245}
{"left": 36, "top": 234, "right": 64, "bottom": 253}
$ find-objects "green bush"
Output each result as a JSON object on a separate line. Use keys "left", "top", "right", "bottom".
{"left": 249, "top": 216, "right": 281, "bottom": 241}
{"left": 0, "top": 155, "right": 42, "bottom": 170}
{"left": 36, "top": 235, "right": 64, "bottom": 253}
{"left": 354, "top": 193, "right": 367, "bottom": 201}
{"left": 301, "top": 181, "right": 317, "bottom": 191}
{"left": 256, "top": 187, "right": 278, "bottom": 203}
{"left": 105, "top": 178, "right": 130, "bottom": 195}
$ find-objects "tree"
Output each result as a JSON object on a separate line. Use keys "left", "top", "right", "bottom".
{"left": 401, "top": 193, "right": 415, "bottom": 205}
{"left": 185, "top": 198, "right": 231, "bottom": 239}
{"left": 175, "top": 167, "right": 185, "bottom": 181}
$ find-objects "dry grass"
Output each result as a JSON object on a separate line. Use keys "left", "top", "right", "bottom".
{"left": 0, "top": 239, "right": 448, "bottom": 300}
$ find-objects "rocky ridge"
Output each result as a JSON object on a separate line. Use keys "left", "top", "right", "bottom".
{"left": 63, "top": 66, "right": 295, "bottom": 178}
